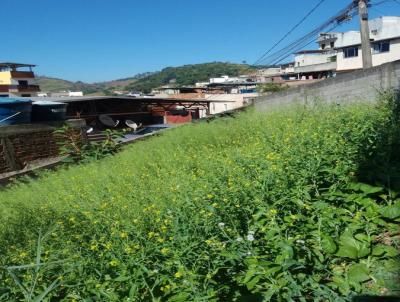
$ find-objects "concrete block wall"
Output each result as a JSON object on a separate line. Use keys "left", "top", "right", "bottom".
{"left": 255, "top": 60, "right": 400, "bottom": 110}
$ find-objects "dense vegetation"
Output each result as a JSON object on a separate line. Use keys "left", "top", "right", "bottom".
{"left": 36, "top": 62, "right": 255, "bottom": 95}
{"left": 125, "top": 62, "right": 255, "bottom": 93}
{"left": 0, "top": 93, "right": 399, "bottom": 301}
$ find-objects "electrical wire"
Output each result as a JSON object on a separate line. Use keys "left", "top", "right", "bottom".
{"left": 254, "top": 0, "right": 394, "bottom": 66}
{"left": 254, "top": 0, "right": 327, "bottom": 65}
{"left": 255, "top": 2, "right": 358, "bottom": 66}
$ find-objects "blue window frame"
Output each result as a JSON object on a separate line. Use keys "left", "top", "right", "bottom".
{"left": 343, "top": 47, "right": 359, "bottom": 58}
{"left": 373, "top": 41, "right": 390, "bottom": 53}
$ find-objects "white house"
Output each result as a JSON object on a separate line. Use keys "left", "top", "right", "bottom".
{"left": 206, "top": 93, "right": 258, "bottom": 115}
{"left": 316, "top": 16, "right": 400, "bottom": 72}
{"left": 209, "top": 75, "right": 240, "bottom": 84}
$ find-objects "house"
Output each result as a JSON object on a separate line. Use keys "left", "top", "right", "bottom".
{"left": 209, "top": 75, "right": 240, "bottom": 84}
{"left": 292, "top": 16, "right": 400, "bottom": 76}
{"left": 206, "top": 93, "right": 257, "bottom": 115}
{"left": 332, "top": 16, "right": 400, "bottom": 71}
{"left": 49, "top": 91, "right": 84, "bottom": 97}
{"left": 0, "top": 62, "right": 40, "bottom": 97}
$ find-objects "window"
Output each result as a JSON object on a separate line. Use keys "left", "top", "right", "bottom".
{"left": 0, "top": 95, "right": 9, "bottom": 97}
{"left": 373, "top": 41, "right": 390, "bottom": 53}
{"left": 18, "top": 80, "right": 28, "bottom": 86}
{"left": 330, "top": 41, "right": 335, "bottom": 48}
{"left": 343, "top": 47, "right": 359, "bottom": 58}
{"left": 321, "top": 43, "right": 326, "bottom": 50}
{"left": 21, "top": 94, "right": 31, "bottom": 97}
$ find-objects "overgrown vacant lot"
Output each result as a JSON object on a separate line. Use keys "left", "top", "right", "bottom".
{"left": 0, "top": 95, "right": 399, "bottom": 301}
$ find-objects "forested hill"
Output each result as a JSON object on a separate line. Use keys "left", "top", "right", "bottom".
{"left": 36, "top": 62, "right": 256, "bottom": 95}
{"left": 125, "top": 62, "right": 255, "bottom": 93}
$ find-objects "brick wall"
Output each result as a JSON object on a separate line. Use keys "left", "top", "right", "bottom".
{"left": 9, "top": 131, "right": 59, "bottom": 165}
{"left": 0, "top": 143, "right": 9, "bottom": 173}
{"left": 0, "top": 120, "right": 86, "bottom": 175}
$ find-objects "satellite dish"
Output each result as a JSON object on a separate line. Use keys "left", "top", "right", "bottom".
{"left": 125, "top": 120, "right": 142, "bottom": 132}
{"left": 99, "top": 114, "right": 119, "bottom": 127}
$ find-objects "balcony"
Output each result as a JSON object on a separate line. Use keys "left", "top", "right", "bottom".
{"left": 18, "top": 85, "right": 40, "bottom": 92}
{"left": 10, "top": 71, "right": 35, "bottom": 78}
{"left": 1, "top": 84, "right": 41, "bottom": 93}
{"left": 294, "top": 62, "right": 337, "bottom": 74}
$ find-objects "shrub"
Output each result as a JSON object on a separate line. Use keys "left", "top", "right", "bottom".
{"left": 54, "top": 126, "right": 124, "bottom": 163}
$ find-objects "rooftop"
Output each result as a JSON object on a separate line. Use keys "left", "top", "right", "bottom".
{"left": 25, "top": 95, "right": 237, "bottom": 104}
{"left": 295, "top": 49, "right": 328, "bottom": 55}
{"left": 0, "top": 62, "right": 36, "bottom": 68}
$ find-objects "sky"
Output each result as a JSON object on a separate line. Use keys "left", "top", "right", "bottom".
{"left": 1, "top": 0, "right": 400, "bottom": 83}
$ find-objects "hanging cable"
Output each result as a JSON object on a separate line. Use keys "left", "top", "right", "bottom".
{"left": 254, "top": 0, "right": 327, "bottom": 65}
{"left": 255, "top": 1, "right": 359, "bottom": 66}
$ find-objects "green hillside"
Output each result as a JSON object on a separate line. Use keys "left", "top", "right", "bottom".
{"left": 34, "top": 76, "right": 105, "bottom": 95}
{"left": 1, "top": 93, "right": 399, "bottom": 300}
{"left": 35, "top": 62, "right": 256, "bottom": 95}
{"left": 126, "top": 62, "right": 255, "bottom": 93}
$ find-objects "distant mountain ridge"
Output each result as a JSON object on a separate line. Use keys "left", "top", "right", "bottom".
{"left": 35, "top": 62, "right": 256, "bottom": 95}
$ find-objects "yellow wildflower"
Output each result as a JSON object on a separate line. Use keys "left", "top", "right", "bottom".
{"left": 19, "top": 252, "right": 28, "bottom": 258}
{"left": 104, "top": 242, "right": 112, "bottom": 250}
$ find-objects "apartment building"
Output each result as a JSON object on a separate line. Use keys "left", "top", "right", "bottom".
{"left": 297, "top": 16, "right": 400, "bottom": 74}
{"left": 333, "top": 16, "right": 400, "bottom": 71}
{"left": 0, "top": 62, "right": 40, "bottom": 97}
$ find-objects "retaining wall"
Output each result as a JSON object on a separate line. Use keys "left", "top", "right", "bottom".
{"left": 255, "top": 60, "right": 400, "bottom": 110}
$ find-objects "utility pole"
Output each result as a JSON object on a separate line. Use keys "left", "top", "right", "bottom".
{"left": 357, "top": 0, "right": 373, "bottom": 69}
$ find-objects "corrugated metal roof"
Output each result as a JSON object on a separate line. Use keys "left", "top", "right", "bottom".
{"left": 0, "top": 62, "right": 36, "bottom": 68}
{"left": 25, "top": 96, "right": 231, "bottom": 103}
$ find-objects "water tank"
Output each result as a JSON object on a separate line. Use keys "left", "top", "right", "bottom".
{"left": 31, "top": 101, "right": 67, "bottom": 122}
{"left": 0, "top": 98, "right": 32, "bottom": 125}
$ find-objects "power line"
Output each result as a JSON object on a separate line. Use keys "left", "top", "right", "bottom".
{"left": 254, "top": 0, "right": 394, "bottom": 66}
{"left": 269, "top": 22, "right": 344, "bottom": 65}
{"left": 255, "top": 1, "right": 359, "bottom": 66}
{"left": 253, "top": 0, "right": 327, "bottom": 65}
{"left": 392, "top": 0, "right": 400, "bottom": 5}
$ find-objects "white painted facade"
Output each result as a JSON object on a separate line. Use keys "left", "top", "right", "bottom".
{"left": 257, "top": 68, "right": 281, "bottom": 76}
{"left": 294, "top": 51, "right": 336, "bottom": 68}
{"left": 209, "top": 75, "right": 240, "bottom": 84}
{"left": 68, "top": 91, "right": 83, "bottom": 97}
{"left": 319, "top": 16, "right": 400, "bottom": 71}
{"left": 206, "top": 93, "right": 258, "bottom": 115}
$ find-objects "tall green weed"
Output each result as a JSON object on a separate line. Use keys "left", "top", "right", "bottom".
{"left": 0, "top": 95, "right": 399, "bottom": 301}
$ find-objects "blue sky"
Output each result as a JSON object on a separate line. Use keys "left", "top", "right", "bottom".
{"left": 1, "top": 0, "right": 399, "bottom": 82}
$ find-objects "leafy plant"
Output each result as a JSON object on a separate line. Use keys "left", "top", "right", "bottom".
{"left": 54, "top": 126, "right": 124, "bottom": 163}
{"left": 257, "top": 82, "right": 289, "bottom": 93}
{"left": 1, "top": 228, "right": 69, "bottom": 302}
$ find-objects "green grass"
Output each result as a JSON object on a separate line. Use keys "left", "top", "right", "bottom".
{"left": 0, "top": 94, "right": 399, "bottom": 301}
